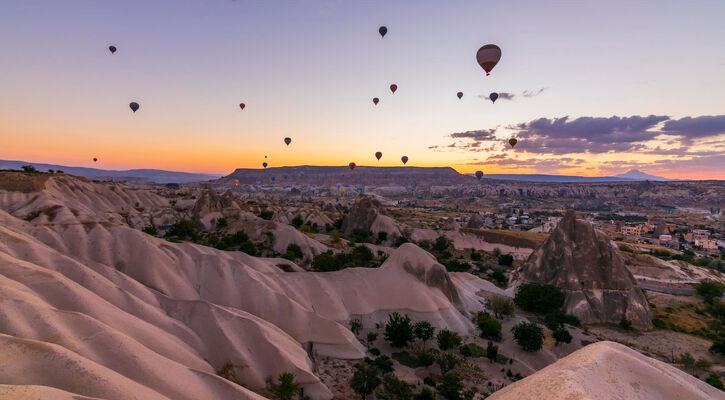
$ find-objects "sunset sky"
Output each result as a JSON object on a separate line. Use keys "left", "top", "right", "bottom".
{"left": 1, "top": 0, "right": 724, "bottom": 179}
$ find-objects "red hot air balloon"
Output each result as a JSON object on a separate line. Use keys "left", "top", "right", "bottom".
{"left": 239, "top": 103, "right": 245, "bottom": 110}
{"left": 476, "top": 44, "right": 502, "bottom": 76}
{"left": 375, "top": 151, "right": 382, "bottom": 161}
{"left": 284, "top": 137, "right": 291, "bottom": 146}
{"left": 401, "top": 156, "right": 408, "bottom": 165}
{"left": 475, "top": 170, "right": 483, "bottom": 180}
{"left": 390, "top": 84, "right": 397, "bottom": 94}
{"left": 349, "top": 162, "right": 356, "bottom": 171}
{"left": 108, "top": 46, "right": 117, "bottom": 54}
{"left": 234, "top": 179, "right": 239, "bottom": 187}
{"left": 457, "top": 92, "right": 463, "bottom": 99}
{"left": 129, "top": 102, "right": 139, "bottom": 112}
{"left": 373, "top": 97, "right": 379, "bottom": 105}
{"left": 379, "top": 26, "right": 387, "bottom": 37}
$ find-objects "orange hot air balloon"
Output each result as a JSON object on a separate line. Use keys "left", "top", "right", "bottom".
{"left": 401, "top": 156, "right": 408, "bottom": 165}
{"left": 375, "top": 151, "right": 382, "bottom": 160}
{"left": 476, "top": 44, "right": 502, "bottom": 76}
{"left": 349, "top": 162, "right": 356, "bottom": 171}
{"left": 239, "top": 103, "right": 245, "bottom": 110}
{"left": 234, "top": 179, "right": 239, "bottom": 186}
{"left": 509, "top": 138, "right": 518, "bottom": 148}
{"left": 457, "top": 92, "right": 463, "bottom": 99}
{"left": 373, "top": 97, "right": 379, "bottom": 105}
{"left": 390, "top": 84, "right": 397, "bottom": 94}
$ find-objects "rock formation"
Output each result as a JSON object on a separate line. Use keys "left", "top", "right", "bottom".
{"left": 341, "top": 195, "right": 401, "bottom": 240}
{"left": 514, "top": 210, "right": 652, "bottom": 329}
{"left": 191, "top": 187, "right": 241, "bottom": 229}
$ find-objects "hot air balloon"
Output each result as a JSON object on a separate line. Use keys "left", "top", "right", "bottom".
{"left": 255, "top": 179, "right": 261, "bottom": 184}
{"left": 93, "top": 158, "right": 97, "bottom": 162}
{"left": 271, "top": 176, "right": 276, "bottom": 182}
{"left": 336, "top": 183, "right": 341, "bottom": 188}
{"left": 476, "top": 44, "right": 502, "bottom": 76}
{"left": 234, "top": 179, "right": 239, "bottom": 187}
{"left": 375, "top": 151, "right": 382, "bottom": 161}
{"left": 284, "top": 137, "right": 291, "bottom": 146}
{"left": 475, "top": 170, "right": 483, "bottom": 180}
{"left": 509, "top": 138, "right": 518, "bottom": 148}
{"left": 129, "top": 102, "right": 139, "bottom": 112}
{"left": 108, "top": 46, "right": 116, "bottom": 54}
{"left": 401, "top": 156, "right": 408, "bottom": 165}
{"left": 379, "top": 26, "right": 387, "bottom": 37}
{"left": 390, "top": 84, "right": 397, "bottom": 94}
{"left": 349, "top": 162, "right": 356, "bottom": 171}
{"left": 264, "top": 155, "right": 267, "bottom": 158}
{"left": 489, "top": 92, "right": 498, "bottom": 103}
{"left": 263, "top": 162, "right": 268, "bottom": 168}
{"left": 457, "top": 92, "right": 463, "bottom": 99}
{"left": 373, "top": 97, "right": 379, "bottom": 105}
{"left": 239, "top": 103, "right": 245, "bottom": 110}
{"left": 339, "top": 188, "right": 345, "bottom": 194}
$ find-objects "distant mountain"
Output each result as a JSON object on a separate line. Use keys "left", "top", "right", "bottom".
{"left": 613, "top": 169, "right": 672, "bottom": 181}
{"left": 480, "top": 174, "right": 637, "bottom": 183}
{"left": 0, "top": 160, "right": 221, "bottom": 184}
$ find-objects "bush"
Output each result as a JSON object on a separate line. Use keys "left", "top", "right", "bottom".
{"left": 695, "top": 280, "right": 725, "bottom": 304}
{"left": 216, "top": 217, "right": 228, "bottom": 229}
{"left": 490, "top": 269, "right": 507, "bottom": 287}
{"left": 619, "top": 316, "right": 633, "bottom": 331}
{"left": 21, "top": 165, "right": 36, "bottom": 173}
{"left": 238, "top": 240, "right": 257, "bottom": 256}
{"left": 350, "top": 362, "right": 382, "bottom": 400}
{"left": 351, "top": 245, "right": 374, "bottom": 267}
{"left": 514, "top": 283, "right": 565, "bottom": 314}
{"left": 423, "top": 377, "right": 436, "bottom": 387}
{"left": 436, "top": 353, "right": 458, "bottom": 374}
{"left": 352, "top": 229, "right": 374, "bottom": 243}
{"left": 706, "top": 374, "right": 724, "bottom": 390}
{"left": 459, "top": 343, "right": 486, "bottom": 358}
{"left": 384, "top": 313, "right": 414, "bottom": 348}
{"left": 544, "top": 309, "right": 581, "bottom": 330}
{"left": 269, "top": 372, "right": 302, "bottom": 400}
{"left": 470, "top": 250, "right": 482, "bottom": 261}
{"left": 442, "top": 259, "right": 471, "bottom": 272}
{"left": 436, "top": 329, "right": 462, "bottom": 351}
{"left": 652, "top": 318, "right": 667, "bottom": 329}
{"left": 433, "top": 236, "right": 451, "bottom": 252}
{"left": 485, "top": 295, "right": 514, "bottom": 319}
{"left": 376, "top": 231, "right": 388, "bottom": 244}
{"left": 367, "top": 355, "right": 394, "bottom": 373}
{"left": 437, "top": 372, "right": 464, "bottom": 400}
{"left": 291, "top": 215, "right": 303, "bottom": 228}
{"left": 367, "top": 332, "right": 378, "bottom": 344}
{"left": 392, "top": 350, "right": 435, "bottom": 368}
{"left": 349, "top": 319, "right": 362, "bottom": 335}
{"left": 142, "top": 225, "right": 158, "bottom": 236}
{"left": 512, "top": 322, "right": 544, "bottom": 352}
{"left": 415, "top": 387, "right": 436, "bottom": 400}
{"left": 369, "top": 348, "right": 381, "bottom": 356}
{"left": 476, "top": 312, "right": 502, "bottom": 340}
{"left": 553, "top": 328, "right": 572, "bottom": 345}
{"left": 258, "top": 210, "right": 274, "bottom": 220}
{"left": 416, "top": 349, "right": 436, "bottom": 367}
{"left": 166, "top": 219, "right": 198, "bottom": 240}
{"left": 414, "top": 321, "right": 435, "bottom": 347}
{"left": 497, "top": 254, "right": 514, "bottom": 267}
{"left": 282, "top": 243, "right": 303, "bottom": 261}
{"left": 486, "top": 341, "right": 499, "bottom": 363}
{"left": 376, "top": 372, "right": 412, "bottom": 400}
{"left": 710, "top": 339, "right": 725, "bottom": 356}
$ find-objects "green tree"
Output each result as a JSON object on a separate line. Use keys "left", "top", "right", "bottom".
{"left": 366, "top": 355, "right": 394, "bottom": 373}
{"left": 706, "top": 374, "right": 724, "bottom": 390}
{"left": 497, "top": 254, "right": 514, "bottom": 267}
{"left": 282, "top": 243, "right": 303, "bottom": 261}
{"left": 490, "top": 269, "right": 507, "bottom": 287}
{"left": 695, "top": 280, "right": 725, "bottom": 304}
{"left": 269, "top": 372, "right": 302, "bottom": 400}
{"left": 384, "top": 313, "right": 414, "bottom": 348}
{"left": 485, "top": 341, "right": 498, "bottom": 363}
{"left": 142, "top": 225, "right": 158, "bottom": 236}
{"left": 21, "top": 165, "right": 36, "bottom": 172}
{"left": 291, "top": 215, "right": 304, "bottom": 228}
{"left": 553, "top": 328, "right": 572, "bottom": 345}
{"left": 485, "top": 295, "right": 515, "bottom": 319}
{"left": 512, "top": 322, "right": 544, "bottom": 352}
{"left": 436, "top": 353, "right": 458, "bottom": 375}
{"left": 514, "top": 283, "right": 565, "bottom": 314}
{"left": 619, "top": 316, "right": 633, "bottom": 331}
{"left": 350, "top": 362, "right": 382, "bottom": 400}
{"left": 413, "top": 321, "right": 435, "bottom": 348}
{"left": 413, "top": 387, "right": 435, "bottom": 400}
{"left": 475, "top": 312, "right": 502, "bottom": 340}
{"left": 710, "top": 339, "right": 725, "bottom": 356}
{"left": 216, "top": 217, "right": 228, "bottom": 229}
{"left": 436, "top": 329, "right": 462, "bottom": 351}
{"left": 678, "top": 352, "right": 696, "bottom": 373}
{"left": 349, "top": 319, "right": 362, "bottom": 335}
{"left": 433, "top": 236, "right": 451, "bottom": 252}
{"left": 376, "top": 373, "right": 412, "bottom": 400}
{"left": 166, "top": 219, "right": 198, "bottom": 240}
{"left": 259, "top": 210, "right": 274, "bottom": 220}
{"left": 437, "top": 372, "right": 464, "bottom": 400}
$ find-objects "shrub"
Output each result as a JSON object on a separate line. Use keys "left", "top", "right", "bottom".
{"left": 376, "top": 372, "right": 412, "bottom": 400}
{"left": 695, "top": 280, "right": 725, "bottom": 304}
{"left": 282, "top": 243, "right": 303, "bottom": 261}
{"left": 350, "top": 362, "right": 382, "bottom": 400}
{"left": 486, "top": 341, "right": 499, "bottom": 363}
{"left": 476, "top": 312, "right": 502, "bottom": 340}
{"left": 349, "top": 319, "right": 362, "bottom": 334}
{"left": 269, "top": 372, "right": 302, "bottom": 400}
{"left": 459, "top": 343, "right": 486, "bottom": 358}
{"left": 490, "top": 269, "right": 507, "bottom": 287}
{"left": 423, "top": 377, "right": 436, "bottom": 387}
{"left": 652, "top": 318, "right": 667, "bottom": 329}
{"left": 367, "top": 332, "right": 378, "bottom": 344}
{"left": 553, "top": 328, "right": 572, "bottom": 345}
{"left": 367, "top": 355, "right": 394, "bottom": 373}
{"left": 351, "top": 245, "right": 374, "bottom": 267}
{"left": 238, "top": 240, "right": 257, "bottom": 256}
{"left": 416, "top": 349, "right": 436, "bottom": 367}
{"left": 512, "top": 322, "right": 544, "bottom": 352}
{"left": 21, "top": 165, "right": 36, "bottom": 173}
{"left": 544, "top": 309, "right": 581, "bottom": 330}
{"left": 259, "top": 210, "right": 274, "bottom": 220}
{"left": 166, "top": 219, "right": 198, "bottom": 240}
{"left": 384, "top": 312, "right": 414, "bottom": 348}
{"left": 619, "top": 316, "right": 634, "bottom": 331}
{"left": 352, "top": 229, "right": 374, "bottom": 243}
{"left": 710, "top": 339, "right": 725, "bottom": 356}
{"left": 376, "top": 231, "right": 388, "bottom": 244}
{"left": 485, "top": 295, "right": 514, "bottom": 319}
{"left": 442, "top": 259, "right": 471, "bottom": 272}
{"left": 216, "top": 217, "right": 228, "bottom": 229}
{"left": 217, "top": 361, "right": 241, "bottom": 385}
{"left": 415, "top": 387, "right": 436, "bottom": 400}
{"left": 414, "top": 321, "right": 435, "bottom": 347}
{"left": 706, "top": 374, "right": 724, "bottom": 390}
{"left": 497, "top": 254, "right": 514, "bottom": 267}
{"left": 433, "top": 236, "right": 451, "bottom": 252}
{"left": 678, "top": 352, "right": 696, "bottom": 373}
{"left": 436, "top": 329, "right": 462, "bottom": 351}
{"left": 142, "top": 225, "right": 158, "bottom": 236}
{"left": 470, "top": 250, "right": 482, "bottom": 261}
{"left": 291, "top": 215, "right": 303, "bottom": 228}
{"left": 437, "top": 372, "right": 464, "bottom": 400}
{"left": 514, "top": 283, "right": 565, "bottom": 314}
{"left": 369, "top": 348, "right": 381, "bottom": 356}
{"left": 436, "top": 353, "right": 458, "bottom": 374}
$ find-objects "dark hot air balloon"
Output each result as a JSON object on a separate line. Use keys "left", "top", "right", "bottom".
{"left": 476, "top": 44, "right": 502, "bottom": 76}
{"left": 475, "top": 170, "right": 483, "bottom": 180}
{"left": 373, "top": 97, "right": 379, "bottom": 105}
{"left": 349, "top": 162, "right": 356, "bottom": 171}
{"left": 262, "top": 162, "right": 268, "bottom": 168}
{"left": 271, "top": 176, "right": 275, "bottom": 182}
{"left": 108, "top": 46, "right": 116, "bottom": 54}
{"left": 129, "top": 102, "right": 139, "bottom": 112}
{"left": 457, "top": 92, "right": 463, "bottom": 99}
{"left": 489, "top": 92, "right": 498, "bottom": 103}
{"left": 93, "top": 158, "right": 97, "bottom": 162}
{"left": 375, "top": 151, "right": 382, "bottom": 161}
{"left": 379, "top": 26, "right": 387, "bottom": 37}
{"left": 284, "top": 137, "right": 291, "bottom": 146}
{"left": 390, "top": 84, "right": 397, "bottom": 94}
{"left": 239, "top": 103, "right": 245, "bottom": 110}
{"left": 509, "top": 138, "right": 518, "bottom": 148}
{"left": 401, "top": 156, "right": 408, "bottom": 165}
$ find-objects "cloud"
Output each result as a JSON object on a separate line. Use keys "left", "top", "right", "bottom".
{"left": 476, "top": 88, "right": 546, "bottom": 102}
{"left": 521, "top": 88, "right": 547, "bottom": 97}
{"left": 496, "top": 92, "right": 515, "bottom": 101}
{"left": 661, "top": 115, "right": 725, "bottom": 141}
{"left": 450, "top": 128, "right": 497, "bottom": 141}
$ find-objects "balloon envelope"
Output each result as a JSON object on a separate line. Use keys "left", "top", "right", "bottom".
{"left": 375, "top": 151, "right": 382, "bottom": 160}
{"left": 489, "top": 92, "right": 498, "bottom": 103}
{"left": 108, "top": 46, "right": 116, "bottom": 54}
{"left": 284, "top": 137, "right": 291, "bottom": 146}
{"left": 234, "top": 179, "right": 239, "bottom": 186}
{"left": 401, "top": 156, "right": 408, "bottom": 165}
{"left": 475, "top": 170, "right": 483, "bottom": 180}
{"left": 262, "top": 162, "right": 268, "bottom": 168}
{"left": 93, "top": 158, "right": 97, "bottom": 162}
{"left": 239, "top": 103, "right": 245, "bottom": 110}
{"left": 457, "top": 92, "right": 463, "bottom": 99}
{"left": 129, "top": 102, "right": 139, "bottom": 112}
{"left": 271, "top": 176, "right": 275, "bottom": 181}
{"left": 476, "top": 44, "right": 502, "bottom": 75}
{"left": 349, "top": 162, "right": 356, "bottom": 171}
{"left": 509, "top": 138, "right": 518, "bottom": 148}
{"left": 379, "top": 26, "right": 387, "bottom": 37}
{"left": 390, "top": 84, "right": 397, "bottom": 94}
{"left": 373, "top": 97, "right": 379, "bottom": 105}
